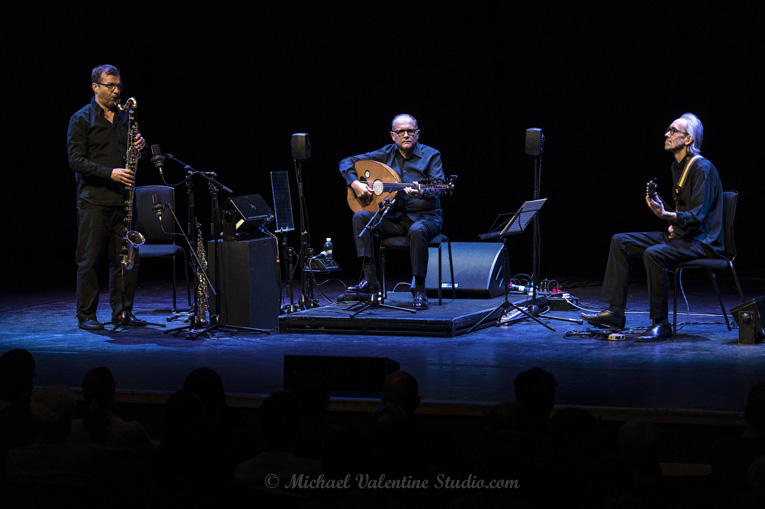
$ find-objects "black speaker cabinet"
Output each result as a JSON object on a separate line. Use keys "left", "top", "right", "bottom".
{"left": 731, "top": 297, "right": 765, "bottom": 345}
{"left": 424, "top": 242, "right": 505, "bottom": 297}
{"left": 283, "top": 354, "right": 400, "bottom": 393}
{"left": 291, "top": 133, "right": 311, "bottom": 160}
{"left": 207, "top": 237, "right": 281, "bottom": 330}
{"left": 525, "top": 127, "right": 544, "bottom": 156}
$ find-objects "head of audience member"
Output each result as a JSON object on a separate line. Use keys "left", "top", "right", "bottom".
{"left": 29, "top": 385, "right": 77, "bottom": 441}
{"left": 381, "top": 370, "right": 421, "bottom": 422}
{"left": 0, "top": 348, "right": 36, "bottom": 407}
{"left": 514, "top": 367, "right": 557, "bottom": 424}
{"left": 183, "top": 367, "right": 227, "bottom": 418}
{"left": 260, "top": 390, "right": 303, "bottom": 451}
{"left": 82, "top": 366, "right": 116, "bottom": 410}
{"left": 292, "top": 370, "right": 331, "bottom": 418}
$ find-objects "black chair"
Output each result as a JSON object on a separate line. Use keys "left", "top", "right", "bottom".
{"left": 134, "top": 185, "right": 192, "bottom": 312}
{"left": 379, "top": 233, "right": 456, "bottom": 305}
{"left": 673, "top": 190, "right": 745, "bottom": 339}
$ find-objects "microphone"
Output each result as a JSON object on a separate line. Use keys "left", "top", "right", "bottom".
{"left": 152, "top": 194, "right": 164, "bottom": 221}
{"left": 151, "top": 145, "right": 166, "bottom": 176}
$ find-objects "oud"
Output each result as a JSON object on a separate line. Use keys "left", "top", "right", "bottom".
{"left": 346, "top": 160, "right": 455, "bottom": 213}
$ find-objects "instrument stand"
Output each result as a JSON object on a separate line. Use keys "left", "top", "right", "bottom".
{"left": 469, "top": 199, "right": 553, "bottom": 334}
{"left": 160, "top": 200, "right": 216, "bottom": 338}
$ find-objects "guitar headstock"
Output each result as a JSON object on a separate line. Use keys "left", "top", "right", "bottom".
{"left": 646, "top": 178, "right": 657, "bottom": 199}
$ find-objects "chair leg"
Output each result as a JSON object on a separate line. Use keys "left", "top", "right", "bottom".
{"left": 447, "top": 240, "right": 455, "bottom": 300}
{"left": 730, "top": 263, "right": 745, "bottom": 303}
{"left": 673, "top": 268, "right": 680, "bottom": 340}
{"left": 380, "top": 246, "right": 387, "bottom": 299}
{"left": 171, "top": 255, "right": 178, "bottom": 311}
{"left": 437, "top": 244, "right": 442, "bottom": 305}
{"left": 707, "top": 268, "right": 732, "bottom": 331}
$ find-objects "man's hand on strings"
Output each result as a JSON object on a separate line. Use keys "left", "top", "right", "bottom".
{"left": 404, "top": 184, "right": 423, "bottom": 198}
{"left": 351, "top": 180, "right": 372, "bottom": 199}
{"left": 646, "top": 193, "right": 667, "bottom": 219}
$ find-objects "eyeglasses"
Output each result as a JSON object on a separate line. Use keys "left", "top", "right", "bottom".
{"left": 393, "top": 128, "right": 418, "bottom": 137}
{"left": 96, "top": 82, "right": 124, "bottom": 91}
{"left": 666, "top": 126, "right": 688, "bottom": 136}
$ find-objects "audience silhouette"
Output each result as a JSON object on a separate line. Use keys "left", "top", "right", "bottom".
{"left": 3, "top": 354, "right": 765, "bottom": 508}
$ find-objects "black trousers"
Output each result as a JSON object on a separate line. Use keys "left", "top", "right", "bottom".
{"left": 599, "top": 231, "right": 717, "bottom": 322}
{"left": 75, "top": 201, "right": 139, "bottom": 322}
{"left": 351, "top": 211, "right": 441, "bottom": 279}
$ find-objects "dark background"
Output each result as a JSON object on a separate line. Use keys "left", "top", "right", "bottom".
{"left": 2, "top": 1, "right": 763, "bottom": 292}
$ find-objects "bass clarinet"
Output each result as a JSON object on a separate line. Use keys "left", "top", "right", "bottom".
{"left": 116, "top": 97, "right": 145, "bottom": 270}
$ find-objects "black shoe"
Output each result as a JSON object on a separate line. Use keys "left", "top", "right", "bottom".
{"left": 347, "top": 279, "right": 379, "bottom": 294}
{"left": 635, "top": 322, "right": 672, "bottom": 342}
{"left": 579, "top": 309, "right": 626, "bottom": 330}
{"left": 413, "top": 291, "right": 429, "bottom": 310}
{"left": 78, "top": 318, "right": 104, "bottom": 331}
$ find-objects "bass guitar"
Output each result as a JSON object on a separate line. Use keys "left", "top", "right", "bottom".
{"left": 346, "top": 160, "right": 456, "bottom": 213}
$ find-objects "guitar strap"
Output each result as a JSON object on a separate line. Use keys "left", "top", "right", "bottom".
{"left": 674, "top": 154, "right": 701, "bottom": 211}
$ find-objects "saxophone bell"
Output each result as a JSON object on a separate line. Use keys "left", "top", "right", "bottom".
{"left": 121, "top": 230, "right": 146, "bottom": 271}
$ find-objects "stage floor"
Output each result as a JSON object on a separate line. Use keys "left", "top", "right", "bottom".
{"left": 1, "top": 273, "right": 764, "bottom": 415}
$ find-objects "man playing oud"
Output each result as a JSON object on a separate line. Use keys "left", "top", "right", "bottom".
{"left": 339, "top": 113, "right": 446, "bottom": 310}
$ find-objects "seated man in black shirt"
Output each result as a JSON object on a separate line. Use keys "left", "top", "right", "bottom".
{"left": 339, "top": 114, "right": 445, "bottom": 310}
{"left": 580, "top": 112, "right": 724, "bottom": 342}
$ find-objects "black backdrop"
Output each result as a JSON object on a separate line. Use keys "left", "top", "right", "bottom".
{"left": 3, "top": 1, "right": 763, "bottom": 291}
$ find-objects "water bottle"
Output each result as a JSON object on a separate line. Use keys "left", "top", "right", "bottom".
{"left": 322, "top": 238, "right": 333, "bottom": 259}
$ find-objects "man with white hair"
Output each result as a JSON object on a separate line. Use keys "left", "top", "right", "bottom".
{"left": 581, "top": 113, "right": 724, "bottom": 342}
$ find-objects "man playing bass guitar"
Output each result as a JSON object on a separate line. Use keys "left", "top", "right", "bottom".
{"left": 339, "top": 113, "right": 446, "bottom": 310}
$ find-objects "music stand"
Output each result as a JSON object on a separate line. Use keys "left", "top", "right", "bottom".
{"left": 468, "top": 198, "right": 553, "bottom": 333}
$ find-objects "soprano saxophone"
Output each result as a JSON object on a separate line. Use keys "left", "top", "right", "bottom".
{"left": 193, "top": 220, "right": 210, "bottom": 326}
{"left": 116, "top": 97, "right": 145, "bottom": 270}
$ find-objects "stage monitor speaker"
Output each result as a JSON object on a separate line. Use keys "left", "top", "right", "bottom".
{"left": 731, "top": 297, "right": 765, "bottom": 345}
{"left": 207, "top": 237, "right": 281, "bottom": 330}
{"left": 291, "top": 133, "right": 311, "bottom": 160}
{"left": 222, "top": 194, "right": 274, "bottom": 240}
{"left": 283, "top": 355, "right": 400, "bottom": 393}
{"left": 424, "top": 242, "right": 505, "bottom": 298}
{"left": 525, "top": 128, "right": 544, "bottom": 156}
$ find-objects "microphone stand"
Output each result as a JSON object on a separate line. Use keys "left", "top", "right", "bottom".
{"left": 294, "top": 157, "right": 319, "bottom": 310}
{"left": 348, "top": 197, "right": 415, "bottom": 317}
{"left": 163, "top": 154, "right": 269, "bottom": 338}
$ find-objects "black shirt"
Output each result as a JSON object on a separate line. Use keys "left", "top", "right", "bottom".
{"left": 67, "top": 98, "right": 129, "bottom": 207}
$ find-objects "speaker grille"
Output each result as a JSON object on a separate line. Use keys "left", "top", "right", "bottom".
{"left": 424, "top": 242, "right": 504, "bottom": 297}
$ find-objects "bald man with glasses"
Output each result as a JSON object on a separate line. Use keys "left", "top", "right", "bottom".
{"left": 339, "top": 113, "right": 446, "bottom": 310}
{"left": 580, "top": 112, "right": 724, "bottom": 342}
